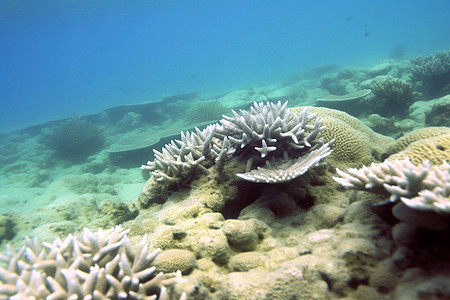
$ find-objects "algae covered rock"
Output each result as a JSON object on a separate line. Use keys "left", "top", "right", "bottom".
{"left": 0, "top": 215, "right": 16, "bottom": 243}
{"left": 228, "top": 251, "right": 267, "bottom": 272}
{"left": 222, "top": 219, "right": 267, "bottom": 252}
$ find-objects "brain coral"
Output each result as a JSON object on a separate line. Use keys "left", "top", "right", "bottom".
{"left": 386, "top": 127, "right": 450, "bottom": 155}
{"left": 291, "top": 106, "right": 395, "bottom": 167}
{"left": 388, "top": 132, "right": 450, "bottom": 165}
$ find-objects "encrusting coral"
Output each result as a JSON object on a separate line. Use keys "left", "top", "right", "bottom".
{"left": 0, "top": 226, "right": 186, "bottom": 300}
{"left": 141, "top": 101, "right": 332, "bottom": 187}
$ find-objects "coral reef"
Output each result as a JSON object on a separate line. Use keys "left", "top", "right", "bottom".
{"left": 409, "top": 49, "right": 450, "bottom": 97}
{"left": 0, "top": 226, "right": 186, "bottom": 299}
{"left": 369, "top": 77, "right": 421, "bottom": 117}
{"left": 43, "top": 116, "right": 105, "bottom": 160}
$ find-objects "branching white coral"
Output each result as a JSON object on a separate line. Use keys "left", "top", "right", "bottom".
{"left": 0, "top": 226, "right": 186, "bottom": 300}
{"left": 216, "top": 101, "right": 326, "bottom": 158}
{"left": 141, "top": 124, "right": 217, "bottom": 184}
{"left": 333, "top": 158, "right": 450, "bottom": 214}
{"left": 141, "top": 101, "right": 329, "bottom": 186}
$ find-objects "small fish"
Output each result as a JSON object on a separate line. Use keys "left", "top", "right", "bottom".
{"left": 364, "top": 32, "right": 370, "bottom": 37}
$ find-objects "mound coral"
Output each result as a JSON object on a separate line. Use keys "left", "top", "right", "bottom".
{"left": 387, "top": 127, "right": 450, "bottom": 154}
{"left": 386, "top": 127, "right": 450, "bottom": 165}
{"left": 0, "top": 226, "right": 186, "bottom": 299}
{"left": 291, "top": 106, "right": 395, "bottom": 166}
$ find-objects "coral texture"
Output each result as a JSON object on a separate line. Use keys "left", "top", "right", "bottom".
{"left": 386, "top": 127, "right": 450, "bottom": 155}
{"left": 387, "top": 128, "right": 450, "bottom": 166}
{"left": 333, "top": 158, "right": 450, "bottom": 213}
{"left": 291, "top": 106, "right": 395, "bottom": 166}
{"left": 0, "top": 226, "right": 186, "bottom": 300}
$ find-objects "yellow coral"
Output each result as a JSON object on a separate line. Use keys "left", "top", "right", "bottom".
{"left": 387, "top": 127, "right": 450, "bottom": 154}
{"left": 388, "top": 132, "right": 450, "bottom": 165}
{"left": 291, "top": 106, "right": 395, "bottom": 166}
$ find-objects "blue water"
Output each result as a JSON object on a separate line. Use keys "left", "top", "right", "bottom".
{"left": 0, "top": 0, "right": 449, "bottom": 131}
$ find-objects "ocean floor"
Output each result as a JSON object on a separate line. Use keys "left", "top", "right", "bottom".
{"left": 1, "top": 56, "right": 449, "bottom": 299}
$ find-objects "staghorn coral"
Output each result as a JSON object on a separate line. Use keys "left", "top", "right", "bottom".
{"left": 333, "top": 158, "right": 450, "bottom": 214}
{"left": 409, "top": 49, "right": 450, "bottom": 97}
{"left": 141, "top": 101, "right": 330, "bottom": 186}
{"left": 216, "top": 101, "right": 326, "bottom": 162}
{"left": 214, "top": 101, "right": 331, "bottom": 183}
{"left": 0, "top": 226, "right": 186, "bottom": 300}
{"left": 141, "top": 124, "right": 219, "bottom": 184}
{"left": 369, "top": 77, "right": 420, "bottom": 117}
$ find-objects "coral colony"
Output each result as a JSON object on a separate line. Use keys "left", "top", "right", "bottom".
{"left": 141, "top": 101, "right": 333, "bottom": 185}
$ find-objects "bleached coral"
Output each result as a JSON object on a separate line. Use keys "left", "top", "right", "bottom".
{"left": 217, "top": 101, "right": 326, "bottom": 160}
{"left": 141, "top": 124, "right": 218, "bottom": 184}
{"left": 0, "top": 226, "right": 186, "bottom": 300}
{"left": 333, "top": 158, "right": 450, "bottom": 214}
{"left": 142, "top": 101, "right": 330, "bottom": 185}
{"left": 401, "top": 161, "right": 450, "bottom": 213}
{"left": 237, "top": 141, "right": 333, "bottom": 183}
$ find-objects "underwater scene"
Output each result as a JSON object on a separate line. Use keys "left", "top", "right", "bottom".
{"left": 0, "top": 1, "right": 449, "bottom": 299}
